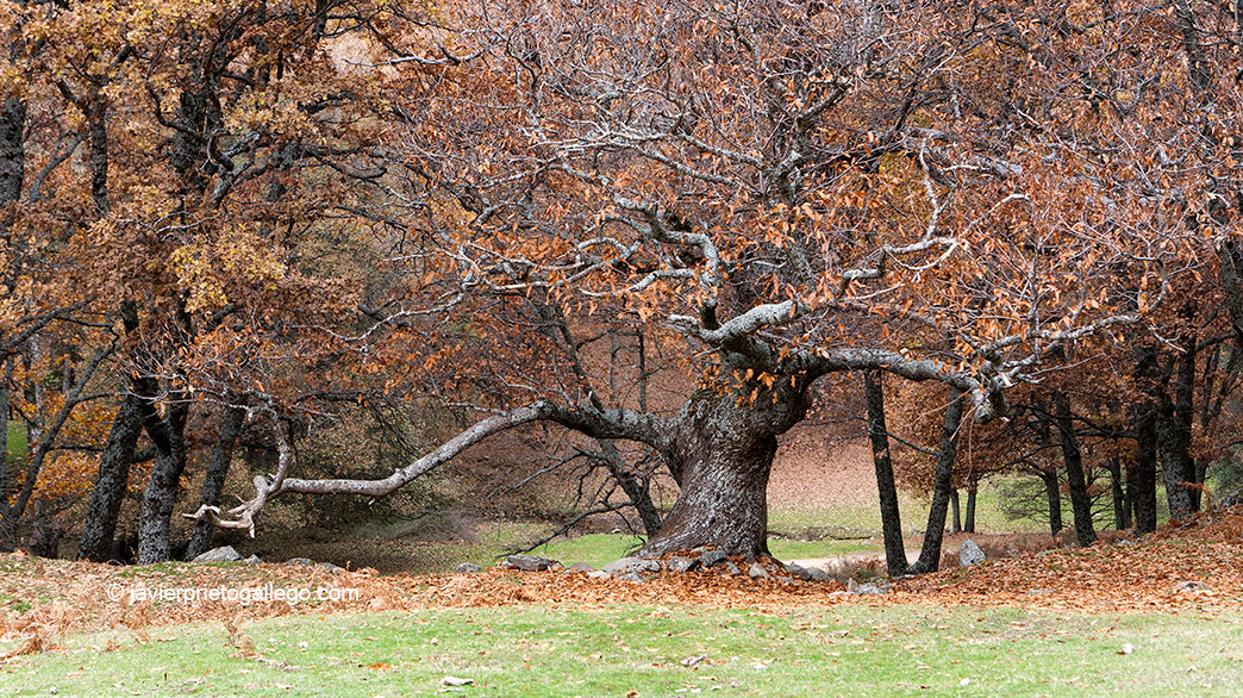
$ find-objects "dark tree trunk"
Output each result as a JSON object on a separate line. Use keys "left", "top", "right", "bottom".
{"left": 1122, "top": 462, "right": 1136, "bottom": 530}
{"left": 184, "top": 404, "right": 245, "bottom": 560}
{"left": 909, "top": 388, "right": 964, "bottom": 574}
{"left": 641, "top": 387, "right": 809, "bottom": 557}
{"left": 964, "top": 484, "right": 977, "bottom": 533}
{"left": 949, "top": 489, "right": 962, "bottom": 533}
{"left": 77, "top": 391, "right": 148, "bottom": 561}
{"left": 1220, "top": 240, "right": 1243, "bottom": 347}
{"left": 1173, "top": 339, "right": 1199, "bottom": 511}
{"left": 863, "top": 371, "right": 908, "bottom": 577}
{"left": 0, "top": 96, "right": 24, "bottom": 208}
{"left": 1053, "top": 391, "right": 1096, "bottom": 546}
{"left": 1133, "top": 404, "right": 1160, "bottom": 533}
{"left": 596, "top": 439, "right": 663, "bottom": 538}
{"left": 1041, "top": 469, "right": 1063, "bottom": 536}
{"left": 1106, "top": 458, "right": 1127, "bottom": 530}
{"left": 1155, "top": 391, "right": 1195, "bottom": 521}
{"left": 137, "top": 403, "right": 189, "bottom": 564}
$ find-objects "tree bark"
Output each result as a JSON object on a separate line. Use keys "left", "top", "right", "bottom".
{"left": 863, "top": 370, "right": 908, "bottom": 577}
{"left": 1176, "top": 342, "right": 1200, "bottom": 510}
{"left": 1132, "top": 403, "right": 1160, "bottom": 533}
{"left": 1053, "top": 391, "right": 1096, "bottom": 545}
{"left": 964, "top": 484, "right": 977, "bottom": 533}
{"left": 640, "top": 387, "right": 809, "bottom": 558}
{"left": 1041, "top": 469, "right": 1063, "bottom": 536}
{"left": 909, "top": 388, "right": 964, "bottom": 574}
{"left": 1155, "top": 385, "right": 1195, "bottom": 521}
{"left": 184, "top": 404, "right": 245, "bottom": 560}
{"left": 77, "top": 392, "right": 148, "bottom": 561}
{"left": 949, "top": 489, "right": 962, "bottom": 533}
{"left": 137, "top": 403, "right": 189, "bottom": 564}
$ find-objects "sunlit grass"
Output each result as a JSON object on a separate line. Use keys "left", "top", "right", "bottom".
{"left": 3, "top": 605, "right": 1238, "bottom": 696}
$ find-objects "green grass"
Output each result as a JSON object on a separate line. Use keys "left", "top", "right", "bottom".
{"left": 531, "top": 534, "right": 876, "bottom": 568}
{"left": 4, "top": 422, "right": 25, "bottom": 467}
{"left": 3, "top": 605, "right": 1240, "bottom": 696}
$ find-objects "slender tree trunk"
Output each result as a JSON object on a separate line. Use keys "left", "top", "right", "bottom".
{"left": 1173, "top": 340, "right": 1199, "bottom": 511}
{"left": 137, "top": 403, "right": 189, "bottom": 564}
{"left": 863, "top": 371, "right": 908, "bottom": 577}
{"left": 1133, "top": 404, "right": 1160, "bottom": 533}
{"left": 1106, "top": 458, "right": 1126, "bottom": 530}
{"left": 1053, "top": 391, "right": 1096, "bottom": 545}
{"left": 909, "top": 388, "right": 964, "bottom": 574}
{"left": 184, "top": 404, "right": 245, "bottom": 560}
{"left": 1042, "top": 469, "right": 1063, "bottom": 536}
{"left": 949, "top": 489, "right": 962, "bottom": 533}
{"left": 641, "top": 387, "right": 809, "bottom": 558}
{"left": 597, "top": 439, "right": 663, "bottom": 538}
{"left": 1122, "top": 462, "right": 1136, "bottom": 530}
{"left": 964, "top": 484, "right": 977, "bottom": 533}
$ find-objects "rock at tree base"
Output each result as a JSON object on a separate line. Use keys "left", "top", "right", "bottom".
{"left": 616, "top": 571, "right": 646, "bottom": 583}
{"left": 286, "top": 557, "right": 315, "bottom": 566}
{"left": 959, "top": 539, "right": 986, "bottom": 566}
{"left": 562, "top": 562, "right": 594, "bottom": 574}
{"left": 192, "top": 546, "right": 241, "bottom": 563}
{"left": 698, "top": 550, "right": 728, "bottom": 568}
{"left": 664, "top": 556, "right": 700, "bottom": 574}
{"left": 747, "top": 562, "right": 770, "bottom": 579}
{"left": 243, "top": 554, "right": 262, "bottom": 565}
{"left": 455, "top": 562, "right": 484, "bottom": 574}
{"left": 602, "top": 557, "right": 659, "bottom": 575}
{"left": 784, "top": 563, "right": 830, "bottom": 582}
{"left": 503, "top": 554, "right": 556, "bottom": 571}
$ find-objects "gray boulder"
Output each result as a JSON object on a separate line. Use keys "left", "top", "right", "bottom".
{"left": 243, "top": 554, "right": 263, "bottom": 565}
{"left": 286, "top": 557, "right": 315, "bottom": 566}
{"left": 562, "top": 562, "right": 594, "bottom": 574}
{"left": 455, "top": 562, "right": 484, "bottom": 574}
{"left": 747, "top": 562, "right": 770, "bottom": 580}
{"left": 723, "top": 561, "right": 741, "bottom": 576}
{"left": 785, "top": 563, "right": 829, "bottom": 582}
{"left": 664, "top": 556, "right": 700, "bottom": 574}
{"left": 192, "top": 546, "right": 242, "bottom": 563}
{"left": 504, "top": 554, "right": 556, "bottom": 571}
{"left": 616, "top": 571, "right": 646, "bottom": 583}
{"left": 959, "top": 539, "right": 986, "bottom": 567}
{"left": 602, "top": 557, "right": 659, "bottom": 575}
{"left": 698, "top": 550, "right": 728, "bottom": 568}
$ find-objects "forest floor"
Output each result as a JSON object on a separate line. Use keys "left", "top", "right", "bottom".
{"left": 0, "top": 508, "right": 1240, "bottom": 695}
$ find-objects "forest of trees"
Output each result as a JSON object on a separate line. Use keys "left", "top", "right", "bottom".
{"left": 1, "top": 0, "right": 1242, "bottom": 571}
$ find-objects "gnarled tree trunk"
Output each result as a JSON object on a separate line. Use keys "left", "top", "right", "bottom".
{"left": 137, "top": 402, "right": 189, "bottom": 564}
{"left": 77, "top": 391, "right": 147, "bottom": 561}
{"left": 640, "top": 387, "right": 809, "bottom": 558}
